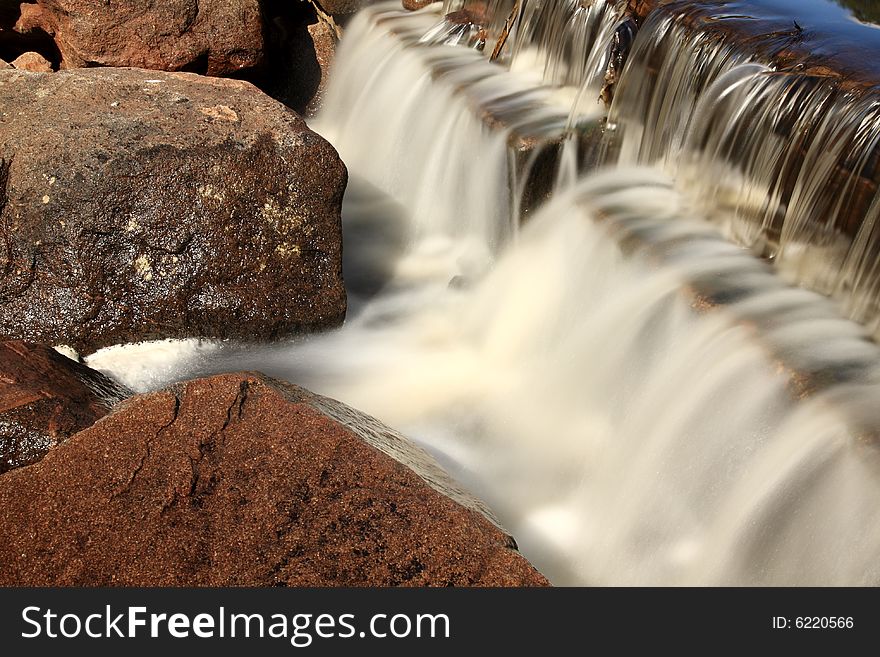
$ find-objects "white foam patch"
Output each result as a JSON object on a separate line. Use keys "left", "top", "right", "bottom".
{"left": 86, "top": 339, "right": 223, "bottom": 393}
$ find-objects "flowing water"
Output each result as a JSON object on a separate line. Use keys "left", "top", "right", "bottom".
{"left": 88, "top": 1, "right": 880, "bottom": 584}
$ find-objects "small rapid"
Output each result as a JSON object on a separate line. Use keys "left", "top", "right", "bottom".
{"left": 87, "top": 1, "right": 880, "bottom": 584}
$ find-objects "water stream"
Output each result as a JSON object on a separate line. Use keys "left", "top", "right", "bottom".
{"left": 87, "top": 1, "right": 880, "bottom": 585}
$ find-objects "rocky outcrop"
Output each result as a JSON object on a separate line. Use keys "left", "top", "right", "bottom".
{"left": 0, "top": 341, "right": 129, "bottom": 474}
{"left": 0, "top": 67, "right": 347, "bottom": 353}
{"left": 10, "top": 50, "right": 50, "bottom": 71}
{"left": 14, "top": 0, "right": 264, "bottom": 75}
{"left": 0, "top": 373, "right": 548, "bottom": 587}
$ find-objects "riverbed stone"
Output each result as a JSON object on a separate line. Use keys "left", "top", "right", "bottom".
{"left": 0, "top": 372, "right": 548, "bottom": 586}
{"left": 318, "top": 0, "right": 369, "bottom": 16}
{"left": 14, "top": 0, "right": 264, "bottom": 75}
{"left": 0, "top": 67, "right": 347, "bottom": 353}
{"left": 402, "top": 0, "right": 440, "bottom": 10}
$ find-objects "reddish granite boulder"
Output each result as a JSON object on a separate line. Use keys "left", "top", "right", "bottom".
{"left": 14, "top": 0, "right": 264, "bottom": 75}
{"left": 0, "top": 67, "right": 346, "bottom": 353}
{"left": 0, "top": 373, "right": 548, "bottom": 586}
{"left": 0, "top": 341, "right": 129, "bottom": 474}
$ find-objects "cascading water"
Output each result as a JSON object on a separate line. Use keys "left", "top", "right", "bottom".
{"left": 88, "top": 1, "right": 880, "bottom": 584}
{"left": 602, "top": 0, "right": 880, "bottom": 335}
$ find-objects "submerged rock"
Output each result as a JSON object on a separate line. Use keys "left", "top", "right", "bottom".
{"left": 14, "top": 0, "right": 264, "bottom": 75}
{"left": 0, "top": 341, "right": 129, "bottom": 474}
{"left": 0, "top": 67, "right": 347, "bottom": 353}
{"left": 0, "top": 372, "right": 548, "bottom": 586}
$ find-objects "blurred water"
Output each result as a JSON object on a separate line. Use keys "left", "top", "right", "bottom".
{"left": 88, "top": 2, "right": 880, "bottom": 584}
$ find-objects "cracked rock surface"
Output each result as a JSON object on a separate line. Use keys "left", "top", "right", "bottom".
{"left": 0, "top": 67, "right": 347, "bottom": 353}
{"left": 0, "top": 372, "right": 548, "bottom": 586}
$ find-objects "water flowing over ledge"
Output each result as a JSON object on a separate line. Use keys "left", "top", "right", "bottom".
{"left": 425, "top": 0, "right": 880, "bottom": 335}
{"left": 88, "top": 1, "right": 880, "bottom": 584}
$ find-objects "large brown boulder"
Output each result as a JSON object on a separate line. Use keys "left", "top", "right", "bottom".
{"left": 14, "top": 0, "right": 264, "bottom": 75}
{"left": 0, "top": 341, "right": 129, "bottom": 474}
{"left": 0, "top": 373, "right": 548, "bottom": 586}
{"left": 0, "top": 67, "right": 346, "bottom": 353}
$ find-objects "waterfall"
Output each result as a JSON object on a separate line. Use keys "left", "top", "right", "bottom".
{"left": 601, "top": 0, "right": 880, "bottom": 336}
{"left": 89, "top": 0, "right": 880, "bottom": 585}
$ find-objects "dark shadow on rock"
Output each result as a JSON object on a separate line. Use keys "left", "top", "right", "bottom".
{"left": 179, "top": 50, "right": 210, "bottom": 76}
{"left": 250, "top": 0, "right": 332, "bottom": 116}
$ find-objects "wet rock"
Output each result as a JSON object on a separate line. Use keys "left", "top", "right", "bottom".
{"left": 10, "top": 50, "right": 50, "bottom": 71}
{"left": 423, "top": 9, "right": 489, "bottom": 51}
{"left": 0, "top": 372, "right": 549, "bottom": 586}
{"left": 0, "top": 67, "right": 347, "bottom": 353}
{"left": 658, "top": 0, "right": 880, "bottom": 92}
{"left": 627, "top": 0, "right": 661, "bottom": 23}
{"left": 318, "top": 0, "right": 369, "bottom": 16}
{"left": 403, "top": 0, "right": 440, "bottom": 10}
{"left": 305, "top": 16, "right": 339, "bottom": 114}
{"left": 14, "top": 0, "right": 264, "bottom": 75}
{"left": 0, "top": 341, "right": 129, "bottom": 474}
{"left": 601, "top": 17, "right": 638, "bottom": 105}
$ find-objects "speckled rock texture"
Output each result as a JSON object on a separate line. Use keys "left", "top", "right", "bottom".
{"left": 0, "top": 372, "right": 549, "bottom": 587}
{"left": 318, "top": 0, "right": 370, "bottom": 16}
{"left": 402, "top": 0, "right": 439, "bottom": 11}
{"left": 10, "top": 50, "right": 50, "bottom": 71}
{"left": 14, "top": 0, "right": 264, "bottom": 75}
{"left": 0, "top": 67, "right": 347, "bottom": 354}
{"left": 0, "top": 341, "right": 129, "bottom": 474}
